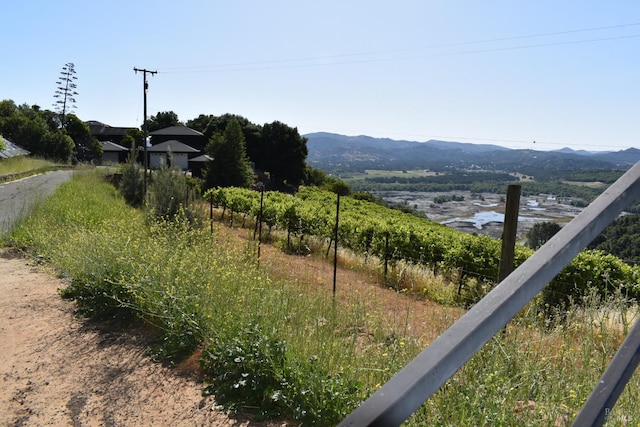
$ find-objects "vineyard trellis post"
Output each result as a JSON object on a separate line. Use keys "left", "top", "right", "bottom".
{"left": 383, "top": 232, "right": 390, "bottom": 284}
{"left": 209, "top": 192, "right": 214, "bottom": 234}
{"left": 257, "top": 183, "right": 265, "bottom": 262}
{"left": 333, "top": 192, "right": 340, "bottom": 296}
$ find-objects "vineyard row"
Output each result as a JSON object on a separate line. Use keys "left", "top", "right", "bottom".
{"left": 204, "top": 186, "right": 640, "bottom": 307}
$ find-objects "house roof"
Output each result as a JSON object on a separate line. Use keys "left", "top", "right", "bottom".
{"left": 149, "top": 126, "right": 204, "bottom": 137}
{"left": 100, "top": 140, "right": 129, "bottom": 152}
{"left": 188, "top": 154, "right": 213, "bottom": 163}
{"left": 148, "top": 140, "right": 199, "bottom": 153}
{"left": 87, "top": 121, "right": 136, "bottom": 136}
{"left": 0, "top": 136, "right": 30, "bottom": 159}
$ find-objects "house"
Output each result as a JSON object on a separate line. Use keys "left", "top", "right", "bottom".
{"left": 99, "top": 141, "right": 129, "bottom": 164}
{"left": 149, "top": 126, "right": 206, "bottom": 151}
{"left": 0, "top": 136, "right": 30, "bottom": 159}
{"left": 188, "top": 154, "right": 213, "bottom": 178}
{"left": 148, "top": 140, "right": 199, "bottom": 170}
{"left": 87, "top": 121, "right": 137, "bottom": 145}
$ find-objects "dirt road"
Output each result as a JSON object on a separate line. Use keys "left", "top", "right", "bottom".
{"left": 0, "top": 248, "right": 276, "bottom": 426}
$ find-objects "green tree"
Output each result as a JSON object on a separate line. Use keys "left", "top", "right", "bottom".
{"left": 120, "top": 128, "right": 145, "bottom": 150}
{"left": 526, "top": 221, "right": 562, "bottom": 249}
{"left": 205, "top": 119, "right": 253, "bottom": 189}
{"left": 589, "top": 214, "right": 640, "bottom": 265}
{"left": 146, "top": 111, "right": 182, "bottom": 132}
{"left": 201, "top": 114, "right": 262, "bottom": 153}
{"left": 0, "top": 134, "right": 6, "bottom": 152}
{"left": 186, "top": 114, "right": 215, "bottom": 134}
{"left": 0, "top": 100, "right": 74, "bottom": 162}
{"left": 302, "top": 165, "right": 327, "bottom": 186}
{"left": 260, "top": 121, "right": 308, "bottom": 189}
{"left": 64, "top": 114, "right": 102, "bottom": 162}
{"left": 40, "top": 130, "right": 75, "bottom": 162}
{"left": 0, "top": 99, "right": 18, "bottom": 117}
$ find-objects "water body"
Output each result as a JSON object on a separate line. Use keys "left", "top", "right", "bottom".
{"left": 441, "top": 210, "right": 545, "bottom": 230}
{"left": 374, "top": 190, "right": 578, "bottom": 238}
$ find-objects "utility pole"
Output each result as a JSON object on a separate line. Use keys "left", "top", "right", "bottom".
{"left": 133, "top": 67, "right": 157, "bottom": 192}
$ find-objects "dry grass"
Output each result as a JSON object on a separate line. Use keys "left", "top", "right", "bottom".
{"left": 216, "top": 219, "right": 466, "bottom": 346}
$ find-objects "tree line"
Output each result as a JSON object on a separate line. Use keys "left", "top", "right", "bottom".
{"left": 0, "top": 100, "right": 102, "bottom": 163}
{"left": 0, "top": 101, "right": 336, "bottom": 194}
{"left": 144, "top": 110, "right": 334, "bottom": 192}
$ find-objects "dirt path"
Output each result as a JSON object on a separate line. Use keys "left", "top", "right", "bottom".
{"left": 0, "top": 248, "right": 281, "bottom": 427}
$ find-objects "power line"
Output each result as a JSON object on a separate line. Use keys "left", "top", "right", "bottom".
{"left": 159, "top": 23, "right": 640, "bottom": 74}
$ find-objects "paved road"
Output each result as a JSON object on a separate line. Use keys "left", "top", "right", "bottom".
{"left": 0, "top": 170, "right": 73, "bottom": 237}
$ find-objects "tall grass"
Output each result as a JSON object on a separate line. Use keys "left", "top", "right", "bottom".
{"left": 8, "top": 169, "right": 640, "bottom": 425}
{"left": 0, "top": 156, "right": 61, "bottom": 178}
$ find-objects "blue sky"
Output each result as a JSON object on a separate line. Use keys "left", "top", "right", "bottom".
{"left": 3, "top": 1, "right": 639, "bottom": 151}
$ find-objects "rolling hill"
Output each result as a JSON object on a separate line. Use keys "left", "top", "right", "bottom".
{"left": 305, "top": 132, "right": 640, "bottom": 174}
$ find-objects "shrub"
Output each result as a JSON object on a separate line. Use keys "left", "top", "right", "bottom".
{"left": 147, "top": 158, "right": 202, "bottom": 226}
{"left": 119, "top": 154, "right": 145, "bottom": 207}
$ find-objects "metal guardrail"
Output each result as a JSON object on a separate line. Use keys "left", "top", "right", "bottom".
{"left": 339, "top": 161, "right": 640, "bottom": 427}
{"left": 571, "top": 315, "right": 640, "bottom": 426}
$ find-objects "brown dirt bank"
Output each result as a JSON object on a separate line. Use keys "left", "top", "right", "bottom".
{"left": 0, "top": 248, "right": 283, "bottom": 427}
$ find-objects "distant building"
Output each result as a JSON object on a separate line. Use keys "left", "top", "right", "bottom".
{"left": 99, "top": 141, "right": 129, "bottom": 164}
{"left": 188, "top": 154, "right": 213, "bottom": 178}
{"left": 87, "top": 121, "right": 137, "bottom": 145}
{"left": 148, "top": 140, "right": 200, "bottom": 170}
{"left": 0, "top": 136, "right": 30, "bottom": 159}
{"left": 150, "top": 126, "right": 206, "bottom": 151}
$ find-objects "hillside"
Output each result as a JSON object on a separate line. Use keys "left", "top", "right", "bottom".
{"left": 305, "top": 132, "right": 640, "bottom": 174}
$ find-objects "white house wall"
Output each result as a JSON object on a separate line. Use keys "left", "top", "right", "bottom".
{"left": 149, "top": 153, "right": 189, "bottom": 170}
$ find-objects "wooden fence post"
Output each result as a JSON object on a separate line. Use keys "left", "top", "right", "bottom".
{"left": 499, "top": 184, "right": 521, "bottom": 282}
{"left": 333, "top": 193, "right": 340, "bottom": 296}
{"left": 209, "top": 192, "right": 213, "bottom": 234}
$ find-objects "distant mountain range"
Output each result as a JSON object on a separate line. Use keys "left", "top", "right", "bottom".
{"left": 304, "top": 132, "right": 640, "bottom": 174}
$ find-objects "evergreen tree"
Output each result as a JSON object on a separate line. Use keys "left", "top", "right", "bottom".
{"left": 204, "top": 119, "right": 253, "bottom": 189}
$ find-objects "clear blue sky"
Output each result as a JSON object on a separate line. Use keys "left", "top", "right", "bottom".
{"left": 3, "top": 1, "right": 639, "bottom": 151}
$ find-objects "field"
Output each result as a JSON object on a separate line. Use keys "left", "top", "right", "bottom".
{"left": 0, "top": 156, "right": 63, "bottom": 181}
{"left": 7, "top": 169, "right": 640, "bottom": 425}
{"left": 346, "top": 169, "right": 438, "bottom": 180}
